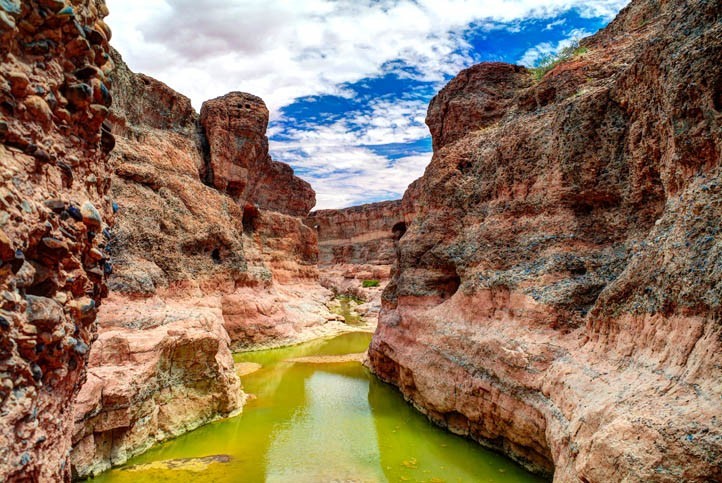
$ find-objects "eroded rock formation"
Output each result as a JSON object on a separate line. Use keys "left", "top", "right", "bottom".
{"left": 70, "top": 50, "right": 345, "bottom": 476}
{"left": 306, "top": 201, "right": 407, "bottom": 323}
{"left": 200, "top": 92, "right": 315, "bottom": 217}
{"left": 306, "top": 200, "right": 404, "bottom": 266}
{"left": 368, "top": 0, "right": 722, "bottom": 481}
{"left": 71, "top": 304, "right": 242, "bottom": 478}
{"left": 0, "top": 0, "right": 115, "bottom": 480}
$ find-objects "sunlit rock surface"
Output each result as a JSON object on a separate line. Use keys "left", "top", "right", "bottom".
{"left": 368, "top": 0, "right": 722, "bottom": 481}
{"left": 70, "top": 50, "right": 339, "bottom": 476}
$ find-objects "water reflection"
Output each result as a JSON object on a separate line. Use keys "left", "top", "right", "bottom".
{"left": 91, "top": 333, "right": 545, "bottom": 483}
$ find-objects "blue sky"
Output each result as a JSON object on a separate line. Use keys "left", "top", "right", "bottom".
{"left": 107, "top": 0, "right": 628, "bottom": 209}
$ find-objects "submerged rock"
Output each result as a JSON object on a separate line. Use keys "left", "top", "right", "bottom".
{"left": 121, "top": 454, "right": 232, "bottom": 473}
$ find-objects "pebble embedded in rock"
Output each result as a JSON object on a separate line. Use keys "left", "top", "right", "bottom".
{"left": 43, "top": 199, "right": 65, "bottom": 212}
{"left": 26, "top": 295, "right": 64, "bottom": 328}
{"left": 65, "top": 83, "right": 92, "bottom": 109}
{"left": 56, "top": 6, "right": 74, "bottom": 18}
{"left": 66, "top": 205, "right": 82, "bottom": 221}
{"left": 11, "top": 249, "right": 24, "bottom": 274}
{"left": 80, "top": 201, "right": 102, "bottom": 228}
{"left": 0, "top": 11, "right": 15, "bottom": 31}
{"left": 0, "top": 228, "right": 13, "bottom": 261}
{"left": 15, "top": 261, "right": 35, "bottom": 288}
{"left": 7, "top": 71, "right": 28, "bottom": 98}
{"left": 41, "top": 237, "right": 69, "bottom": 258}
{"left": 100, "top": 125, "right": 115, "bottom": 152}
{"left": 24, "top": 96, "right": 53, "bottom": 129}
{"left": 0, "top": 0, "right": 21, "bottom": 14}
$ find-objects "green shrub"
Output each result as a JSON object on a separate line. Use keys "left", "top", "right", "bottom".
{"left": 362, "top": 279, "right": 380, "bottom": 288}
{"left": 530, "top": 42, "right": 588, "bottom": 81}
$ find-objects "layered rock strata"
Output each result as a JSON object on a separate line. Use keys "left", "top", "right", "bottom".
{"left": 306, "top": 200, "right": 406, "bottom": 324}
{"left": 71, "top": 298, "right": 242, "bottom": 478}
{"left": 368, "top": 0, "right": 722, "bottom": 481}
{"left": 0, "top": 1, "right": 115, "bottom": 480}
{"left": 306, "top": 200, "right": 404, "bottom": 266}
{"left": 70, "top": 51, "right": 342, "bottom": 476}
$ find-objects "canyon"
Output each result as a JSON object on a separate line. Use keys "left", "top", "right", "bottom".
{"left": 367, "top": 0, "right": 722, "bottom": 481}
{"left": 0, "top": 0, "right": 720, "bottom": 481}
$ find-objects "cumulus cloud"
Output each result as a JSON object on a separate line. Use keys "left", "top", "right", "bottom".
{"left": 106, "top": 0, "right": 627, "bottom": 112}
{"left": 270, "top": 97, "right": 431, "bottom": 208}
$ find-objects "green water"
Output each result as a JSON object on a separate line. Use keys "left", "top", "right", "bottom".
{"left": 91, "top": 332, "right": 545, "bottom": 483}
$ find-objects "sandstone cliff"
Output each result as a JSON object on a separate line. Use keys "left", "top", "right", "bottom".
{"left": 102, "top": 50, "right": 334, "bottom": 349}
{"left": 368, "top": 0, "right": 722, "bottom": 481}
{"left": 305, "top": 200, "right": 407, "bottom": 324}
{"left": 0, "top": 1, "right": 115, "bottom": 480}
{"left": 200, "top": 92, "right": 315, "bottom": 217}
{"left": 306, "top": 200, "right": 404, "bottom": 266}
{"left": 69, "top": 50, "right": 345, "bottom": 477}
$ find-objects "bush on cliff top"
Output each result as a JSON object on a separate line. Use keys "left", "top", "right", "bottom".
{"left": 530, "top": 41, "right": 588, "bottom": 80}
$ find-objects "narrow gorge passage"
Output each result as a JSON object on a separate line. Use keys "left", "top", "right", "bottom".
{"left": 2, "top": 0, "right": 719, "bottom": 481}
{"left": 88, "top": 333, "right": 545, "bottom": 483}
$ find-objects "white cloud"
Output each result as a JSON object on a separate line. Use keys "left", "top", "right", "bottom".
{"left": 105, "top": 0, "right": 629, "bottom": 209}
{"left": 106, "top": 0, "right": 628, "bottom": 113}
{"left": 270, "top": 97, "right": 431, "bottom": 208}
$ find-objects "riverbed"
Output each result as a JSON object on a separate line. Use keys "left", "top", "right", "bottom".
{"left": 90, "top": 332, "right": 545, "bottom": 482}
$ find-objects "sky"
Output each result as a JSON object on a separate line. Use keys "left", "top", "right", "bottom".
{"left": 106, "top": 0, "right": 629, "bottom": 210}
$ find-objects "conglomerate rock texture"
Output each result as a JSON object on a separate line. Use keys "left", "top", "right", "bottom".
{"left": 70, "top": 51, "right": 341, "bottom": 477}
{"left": 0, "top": 0, "right": 115, "bottom": 480}
{"left": 368, "top": 0, "right": 722, "bottom": 481}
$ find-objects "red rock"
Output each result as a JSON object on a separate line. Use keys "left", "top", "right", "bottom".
{"left": 305, "top": 200, "right": 404, "bottom": 266}
{"left": 368, "top": 0, "right": 722, "bottom": 481}
{"left": 70, "top": 50, "right": 342, "bottom": 474}
{"left": 200, "top": 92, "right": 315, "bottom": 216}
{"left": 70, "top": 295, "right": 243, "bottom": 478}
{"left": 0, "top": 1, "right": 114, "bottom": 480}
{"left": 304, "top": 200, "right": 406, "bottom": 322}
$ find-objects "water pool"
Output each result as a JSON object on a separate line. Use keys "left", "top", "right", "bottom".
{"left": 90, "top": 332, "right": 545, "bottom": 483}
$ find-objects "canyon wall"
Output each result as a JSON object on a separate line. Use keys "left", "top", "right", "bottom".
{"left": 0, "top": 0, "right": 115, "bottom": 480}
{"left": 306, "top": 201, "right": 406, "bottom": 323}
{"left": 306, "top": 200, "right": 404, "bottom": 266}
{"left": 368, "top": 0, "right": 722, "bottom": 481}
{"left": 69, "top": 50, "right": 345, "bottom": 478}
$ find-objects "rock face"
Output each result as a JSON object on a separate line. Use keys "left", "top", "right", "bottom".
{"left": 368, "top": 0, "right": 722, "bottom": 481}
{"left": 306, "top": 201, "right": 406, "bottom": 323}
{"left": 0, "top": 1, "right": 115, "bottom": 480}
{"left": 70, "top": 51, "right": 343, "bottom": 476}
{"left": 71, "top": 295, "right": 243, "bottom": 478}
{"left": 306, "top": 200, "right": 404, "bottom": 266}
{"left": 200, "top": 92, "right": 315, "bottom": 217}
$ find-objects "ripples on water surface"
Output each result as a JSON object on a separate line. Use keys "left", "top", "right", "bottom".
{"left": 92, "top": 332, "right": 546, "bottom": 483}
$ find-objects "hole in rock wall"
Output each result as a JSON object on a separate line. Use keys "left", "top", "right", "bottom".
{"left": 392, "top": 221, "right": 407, "bottom": 240}
{"left": 439, "top": 271, "right": 462, "bottom": 300}
{"left": 243, "top": 204, "right": 260, "bottom": 234}
{"left": 573, "top": 202, "right": 594, "bottom": 216}
{"left": 211, "top": 248, "right": 221, "bottom": 264}
{"left": 26, "top": 279, "right": 58, "bottom": 298}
